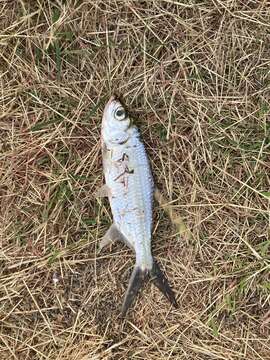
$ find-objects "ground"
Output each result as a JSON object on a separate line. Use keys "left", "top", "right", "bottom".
{"left": 0, "top": 1, "right": 269, "bottom": 359}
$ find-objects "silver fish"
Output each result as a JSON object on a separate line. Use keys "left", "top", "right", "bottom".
{"left": 98, "top": 95, "right": 177, "bottom": 316}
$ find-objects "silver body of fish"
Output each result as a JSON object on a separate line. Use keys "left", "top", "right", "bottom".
{"left": 99, "top": 96, "right": 177, "bottom": 316}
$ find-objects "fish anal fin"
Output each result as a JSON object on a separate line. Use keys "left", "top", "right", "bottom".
{"left": 99, "top": 224, "right": 126, "bottom": 253}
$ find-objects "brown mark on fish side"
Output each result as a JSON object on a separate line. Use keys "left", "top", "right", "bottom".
{"left": 113, "top": 152, "right": 134, "bottom": 189}
{"left": 121, "top": 153, "right": 129, "bottom": 161}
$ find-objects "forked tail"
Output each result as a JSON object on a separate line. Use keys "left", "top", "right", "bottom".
{"left": 121, "top": 261, "right": 178, "bottom": 317}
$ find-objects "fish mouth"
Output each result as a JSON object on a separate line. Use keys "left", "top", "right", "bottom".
{"left": 108, "top": 95, "right": 115, "bottom": 103}
{"left": 103, "top": 95, "right": 117, "bottom": 115}
{"left": 108, "top": 94, "right": 118, "bottom": 104}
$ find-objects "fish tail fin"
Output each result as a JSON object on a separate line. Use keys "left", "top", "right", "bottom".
{"left": 121, "top": 266, "right": 148, "bottom": 317}
{"left": 121, "top": 261, "right": 178, "bottom": 317}
{"left": 150, "top": 260, "right": 178, "bottom": 308}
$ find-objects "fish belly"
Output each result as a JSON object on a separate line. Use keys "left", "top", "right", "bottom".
{"left": 104, "top": 135, "right": 154, "bottom": 269}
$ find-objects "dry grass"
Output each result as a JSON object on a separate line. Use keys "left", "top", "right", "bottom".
{"left": 0, "top": 0, "right": 269, "bottom": 359}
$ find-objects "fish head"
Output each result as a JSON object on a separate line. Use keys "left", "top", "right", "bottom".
{"left": 101, "top": 96, "right": 131, "bottom": 146}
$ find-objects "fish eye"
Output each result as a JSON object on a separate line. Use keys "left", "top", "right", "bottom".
{"left": 114, "top": 107, "right": 126, "bottom": 121}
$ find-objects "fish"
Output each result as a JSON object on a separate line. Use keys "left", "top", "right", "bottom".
{"left": 98, "top": 95, "right": 178, "bottom": 316}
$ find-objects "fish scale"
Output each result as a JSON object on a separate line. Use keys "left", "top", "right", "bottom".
{"left": 104, "top": 130, "right": 154, "bottom": 269}
{"left": 100, "top": 96, "right": 177, "bottom": 316}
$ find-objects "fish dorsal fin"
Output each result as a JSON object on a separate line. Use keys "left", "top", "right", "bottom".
{"left": 94, "top": 184, "right": 111, "bottom": 198}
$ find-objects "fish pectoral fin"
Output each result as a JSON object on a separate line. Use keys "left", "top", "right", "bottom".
{"left": 154, "top": 188, "right": 191, "bottom": 240}
{"left": 94, "top": 184, "right": 111, "bottom": 198}
{"left": 98, "top": 224, "right": 126, "bottom": 253}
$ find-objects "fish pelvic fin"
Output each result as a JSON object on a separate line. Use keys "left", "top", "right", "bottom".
{"left": 121, "top": 261, "right": 178, "bottom": 317}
